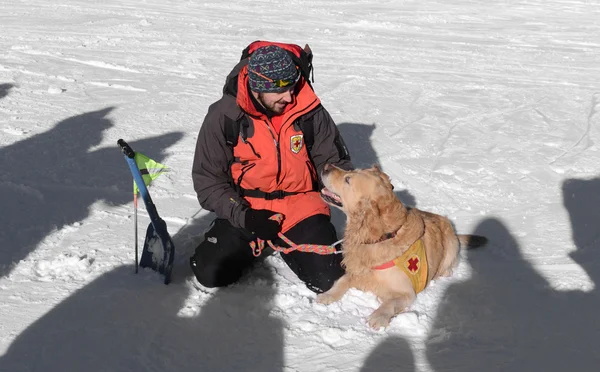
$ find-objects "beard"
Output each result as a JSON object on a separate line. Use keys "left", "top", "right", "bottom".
{"left": 258, "top": 94, "right": 290, "bottom": 115}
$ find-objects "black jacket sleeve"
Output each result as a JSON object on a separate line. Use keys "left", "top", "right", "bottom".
{"left": 308, "top": 106, "right": 354, "bottom": 182}
{"left": 191, "top": 100, "right": 249, "bottom": 228}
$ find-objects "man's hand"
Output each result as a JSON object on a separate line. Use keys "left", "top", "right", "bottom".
{"left": 244, "top": 209, "right": 282, "bottom": 240}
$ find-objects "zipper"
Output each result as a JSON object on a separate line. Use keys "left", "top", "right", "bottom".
{"left": 275, "top": 143, "right": 282, "bottom": 183}
{"left": 264, "top": 118, "right": 282, "bottom": 183}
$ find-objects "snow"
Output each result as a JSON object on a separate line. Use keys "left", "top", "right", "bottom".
{"left": 1, "top": 0, "right": 599, "bottom": 370}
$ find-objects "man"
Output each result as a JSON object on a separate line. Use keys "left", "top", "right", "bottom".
{"left": 190, "top": 43, "right": 353, "bottom": 293}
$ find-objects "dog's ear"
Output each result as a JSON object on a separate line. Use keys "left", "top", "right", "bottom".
{"left": 378, "top": 173, "right": 393, "bottom": 190}
{"left": 356, "top": 198, "right": 378, "bottom": 214}
{"left": 369, "top": 199, "right": 381, "bottom": 216}
{"left": 357, "top": 197, "right": 385, "bottom": 240}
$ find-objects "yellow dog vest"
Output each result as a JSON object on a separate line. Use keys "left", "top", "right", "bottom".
{"left": 372, "top": 239, "right": 429, "bottom": 293}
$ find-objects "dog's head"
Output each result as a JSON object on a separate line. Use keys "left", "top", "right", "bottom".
{"left": 320, "top": 164, "right": 395, "bottom": 214}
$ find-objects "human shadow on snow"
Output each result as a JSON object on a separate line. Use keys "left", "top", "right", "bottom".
{"left": 0, "top": 83, "right": 14, "bottom": 100}
{"left": 337, "top": 122, "right": 417, "bottom": 209}
{"left": 337, "top": 122, "right": 378, "bottom": 170}
{"left": 0, "top": 107, "right": 183, "bottom": 278}
{"left": 337, "top": 122, "right": 416, "bottom": 372}
{"left": 0, "top": 213, "right": 285, "bottom": 372}
{"left": 0, "top": 120, "right": 417, "bottom": 372}
{"left": 359, "top": 336, "right": 415, "bottom": 372}
{"left": 426, "top": 187, "right": 600, "bottom": 372}
{"left": 563, "top": 176, "right": 600, "bottom": 284}
{"left": 333, "top": 122, "right": 417, "bottom": 228}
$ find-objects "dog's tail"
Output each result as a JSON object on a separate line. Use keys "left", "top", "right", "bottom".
{"left": 458, "top": 234, "right": 488, "bottom": 249}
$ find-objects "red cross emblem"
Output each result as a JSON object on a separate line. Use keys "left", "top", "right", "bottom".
{"left": 407, "top": 256, "right": 420, "bottom": 273}
{"left": 290, "top": 134, "right": 303, "bottom": 154}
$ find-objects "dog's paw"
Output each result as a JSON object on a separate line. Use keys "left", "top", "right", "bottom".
{"left": 367, "top": 311, "right": 392, "bottom": 330}
{"left": 316, "top": 292, "right": 338, "bottom": 305}
{"left": 440, "top": 268, "right": 453, "bottom": 277}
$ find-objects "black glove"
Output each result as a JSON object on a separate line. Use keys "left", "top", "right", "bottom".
{"left": 244, "top": 209, "right": 282, "bottom": 241}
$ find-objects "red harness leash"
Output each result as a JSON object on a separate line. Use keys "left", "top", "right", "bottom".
{"left": 249, "top": 214, "right": 342, "bottom": 257}
{"left": 372, "top": 261, "right": 396, "bottom": 270}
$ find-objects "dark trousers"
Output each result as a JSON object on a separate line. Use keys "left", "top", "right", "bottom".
{"left": 189, "top": 214, "right": 345, "bottom": 293}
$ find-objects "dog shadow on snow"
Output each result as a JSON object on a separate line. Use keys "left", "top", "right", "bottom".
{"left": 0, "top": 213, "right": 286, "bottom": 372}
{"left": 426, "top": 177, "right": 600, "bottom": 371}
{"left": 0, "top": 106, "right": 183, "bottom": 279}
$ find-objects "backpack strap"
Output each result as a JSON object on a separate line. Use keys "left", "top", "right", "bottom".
{"left": 296, "top": 116, "right": 318, "bottom": 191}
{"left": 238, "top": 188, "right": 302, "bottom": 200}
{"left": 293, "top": 44, "right": 314, "bottom": 87}
{"left": 298, "top": 115, "right": 314, "bottom": 153}
{"left": 224, "top": 115, "right": 251, "bottom": 147}
{"left": 301, "top": 44, "right": 314, "bottom": 84}
{"left": 224, "top": 116, "right": 239, "bottom": 147}
{"left": 297, "top": 113, "right": 350, "bottom": 162}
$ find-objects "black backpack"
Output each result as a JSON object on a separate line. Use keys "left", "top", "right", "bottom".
{"left": 240, "top": 40, "right": 315, "bottom": 88}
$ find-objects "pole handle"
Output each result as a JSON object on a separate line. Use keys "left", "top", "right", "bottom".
{"left": 117, "top": 139, "right": 135, "bottom": 159}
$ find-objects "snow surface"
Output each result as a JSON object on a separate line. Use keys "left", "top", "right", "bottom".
{"left": 1, "top": 0, "right": 600, "bottom": 371}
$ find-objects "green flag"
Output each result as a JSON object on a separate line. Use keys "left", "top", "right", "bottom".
{"left": 134, "top": 152, "right": 167, "bottom": 194}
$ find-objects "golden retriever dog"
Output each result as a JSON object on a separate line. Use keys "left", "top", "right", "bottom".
{"left": 318, "top": 164, "right": 486, "bottom": 329}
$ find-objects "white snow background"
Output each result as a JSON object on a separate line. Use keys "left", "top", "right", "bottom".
{"left": 1, "top": 0, "right": 599, "bottom": 371}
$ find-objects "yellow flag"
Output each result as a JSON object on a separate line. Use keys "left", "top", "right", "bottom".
{"left": 134, "top": 152, "right": 167, "bottom": 194}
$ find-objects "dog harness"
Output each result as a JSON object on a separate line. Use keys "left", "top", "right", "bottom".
{"left": 372, "top": 238, "right": 429, "bottom": 293}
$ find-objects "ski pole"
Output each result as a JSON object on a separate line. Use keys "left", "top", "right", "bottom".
{"left": 118, "top": 139, "right": 144, "bottom": 274}
{"left": 133, "top": 192, "right": 139, "bottom": 273}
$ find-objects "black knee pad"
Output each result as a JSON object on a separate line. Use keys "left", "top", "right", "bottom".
{"left": 189, "top": 219, "right": 256, "bottom": 288}
{"left": 189, "top": 256, "right": 217, "bottom": 288}
{"left": 302, "top": 268, "right": 344, "bottom": 294}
